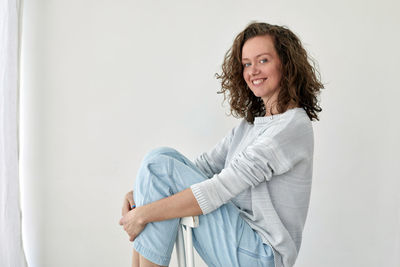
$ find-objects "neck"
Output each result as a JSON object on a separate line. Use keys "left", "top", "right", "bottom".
{"left": 264, "top": 103, "right": 278, "bottom": 116}
{"left": 263, "top": 100, "right": 299, "bottom": 117}
{"left": 262, "top": 92, "right": 279, "bottom": 116}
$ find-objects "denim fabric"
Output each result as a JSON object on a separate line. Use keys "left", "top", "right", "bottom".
{"left": 133, "top": 147, "right": 274, "bottom": 267}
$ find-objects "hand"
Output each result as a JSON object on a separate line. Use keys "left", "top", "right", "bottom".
{"left": 122, "top": 190, "right": 135, "bottom": 217}
{"left": 119, "top": 207, "right": 147, "bottom": 242}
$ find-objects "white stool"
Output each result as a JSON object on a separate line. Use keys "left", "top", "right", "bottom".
{"left": 176, "top": 216, "right": 199, "bottom": 267}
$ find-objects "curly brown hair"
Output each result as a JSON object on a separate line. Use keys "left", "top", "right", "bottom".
{"left": 216, "top": 22, "right": 323, "bottom": 123}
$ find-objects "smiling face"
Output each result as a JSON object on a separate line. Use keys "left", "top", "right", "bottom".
{"left": 241, "top": 35, "right": 282, "bottom": 106}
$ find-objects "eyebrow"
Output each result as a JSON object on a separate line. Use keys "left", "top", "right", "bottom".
{"left": 242, "top": 53, "right": 272, "bottom": 61}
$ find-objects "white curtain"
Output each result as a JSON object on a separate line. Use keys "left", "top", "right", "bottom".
{"left": 0, "top": 0, "right": 27, "bottom": 266}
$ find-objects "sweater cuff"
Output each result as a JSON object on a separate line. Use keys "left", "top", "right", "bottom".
{"left": 190, "top": 183, "right": 213, "bottom": 214}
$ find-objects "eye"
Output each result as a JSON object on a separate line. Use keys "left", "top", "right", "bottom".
{"left": 260, "top": 58, "right": 268, "bottom": 63}
{"left": 242, "top": 62, "right": 251, "bottom": 67}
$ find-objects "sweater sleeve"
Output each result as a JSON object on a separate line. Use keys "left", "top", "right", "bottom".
{"left": 193, "top": 126, "right": 236, "bottom": 178}
{"left": 191, "top": 123, "right": 312, "bottom": 214}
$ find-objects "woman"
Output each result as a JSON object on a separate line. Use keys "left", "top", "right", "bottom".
{"left": 120, "top": 21, "right": 323, "bottom": 267}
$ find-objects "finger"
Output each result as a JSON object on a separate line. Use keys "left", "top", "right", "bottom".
{"left": 128, "top": 195, "right": 135, "bottom": 206}
{"left": 119, "top": 217, "right": 124, "bottom": 225}
{"left": 122, "top": 209, "right": 127, "bottom": 217}
{"left": 122, "top": 202, "right": 130, "bottom": 216}
{"left": 126, "top": 191, "right": 133, "bottom": 200}
{"left": 128, "top": 199, "right": 136, "bottom": 207}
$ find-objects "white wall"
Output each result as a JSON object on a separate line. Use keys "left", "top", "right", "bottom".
{"left": 20, "top": 0, "right": 400, "bottom": 266}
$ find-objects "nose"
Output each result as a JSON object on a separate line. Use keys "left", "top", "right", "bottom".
{"left": 249, "top": 63, "right": 260, "bottom": 76}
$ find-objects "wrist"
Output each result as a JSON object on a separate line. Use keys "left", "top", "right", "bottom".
{"left": 135, "top": 206, "right": 150, "bottom": 225}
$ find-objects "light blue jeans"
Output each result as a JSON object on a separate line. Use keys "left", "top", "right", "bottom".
{"left": 133, "top": 147, "right": 274, "bottom": 267}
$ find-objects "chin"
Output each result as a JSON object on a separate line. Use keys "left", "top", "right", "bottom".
{"left": 251, "top": 90, "right": 268, "bottom": 98}
{"left": 254, "top": 88, "right": 277, "bottom": 99}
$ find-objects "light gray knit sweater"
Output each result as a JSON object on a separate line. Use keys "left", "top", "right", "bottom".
{"left": 190, "top": 107, "right": 314, "bottom": 267}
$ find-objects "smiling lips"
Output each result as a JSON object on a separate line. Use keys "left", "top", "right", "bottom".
{"left": 252, "top": 78, "right": 267, "bottom": 85}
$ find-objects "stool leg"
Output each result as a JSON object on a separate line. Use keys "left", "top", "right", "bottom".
{"left": 177, "top": 216, "right": 198, "bottom": 267}
{"left": 185, "top": 226, "right": 195, "bottom": 267}
{"left": 176, "top": 226, "right": 186, "bottom": 267}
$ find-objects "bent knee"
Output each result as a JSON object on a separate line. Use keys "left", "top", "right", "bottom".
{"left": 142, "top": 147, "right": 180, "bottom": 162}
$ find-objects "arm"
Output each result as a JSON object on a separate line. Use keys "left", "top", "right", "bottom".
{"left": 119, "top": 188, "right": 201, "bottom": 242}
{"left": 191, "top": 121, "right": 314, "bottom": 214}
{"left": 118, "top": 124, "right": 237, "bottom": 241}
{"left": 194, "top": 124, "right": 238, "bottom": 178}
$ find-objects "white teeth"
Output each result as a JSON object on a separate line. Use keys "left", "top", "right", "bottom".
{"left": 252, "top": 79, "right": 264, "bottom": 85}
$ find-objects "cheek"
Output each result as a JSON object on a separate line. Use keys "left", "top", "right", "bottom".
{"left": 274, "top": 64, "right": 283, "bottom": 78}
{"left": 270, "top": 67, "right": 281, "bottom": 80}
{"left": 243, "top": 71, "right": 250, "bottom": 84}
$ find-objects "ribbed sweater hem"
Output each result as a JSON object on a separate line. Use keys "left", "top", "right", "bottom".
{"left": 190, "top": 184, "right": 212, "bottom": 214}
